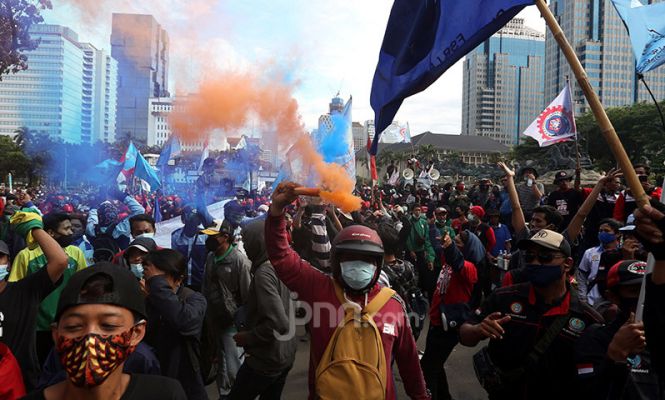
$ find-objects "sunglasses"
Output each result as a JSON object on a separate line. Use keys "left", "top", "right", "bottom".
{"left": 523, "top": 252, "right": 565, "bottom": 264}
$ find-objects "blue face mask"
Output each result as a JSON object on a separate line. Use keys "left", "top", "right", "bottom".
{"left": 130, "top": 263, "right": 144, "bottom": 280}
{"left": 0, "top": 264, "right": 8, "bottom": 281}
{"left": 524, "top": 264, "right": 563, "bottom": 288}
{"left": 598, "top": 232, "right": 617, "bottom": 245}
{"left": 340, "top": 260, "right": 377, "bottom": 291}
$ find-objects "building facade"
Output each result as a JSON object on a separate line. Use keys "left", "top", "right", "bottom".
{"left": 0, "top": 24, "right": 118, "bottom": 144}
{"left": 544, "top": 0, "right": 665, "bottom": 116}
{"left": 462, "top": 18, "right": 545, "bottom": 146}
{"left": 111, "top": 13, "right": 169, "bottom": 144}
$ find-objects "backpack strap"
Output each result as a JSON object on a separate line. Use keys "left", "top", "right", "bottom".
{"left": 363, "top": 287, "right": 396, "bottom": 318}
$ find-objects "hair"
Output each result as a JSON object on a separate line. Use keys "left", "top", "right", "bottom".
{"left": 599, "top": 218, "right": 623, "bottom": 233}
{"left": 129, "top": 214, "right": 156, "bottom": 233}
{"left": 78, "top": 273, "right": 141, "bottom": 323}
{"left": 143, "top": 249, "right": 186, "bottom": 281}
{"left": 411, "top": 204, "right": 421, "bottom": 212}
{"left": 376, "top": 223, "right": 400, "bottom": 256}
{"left": 532, "top": 205, "right": 563, "bottom": 231}
{"left": 69, "top": 213, "right": 87, "bottom": 226}
{"left": 43, "top": 213, "right": 71, "bottom": 233}
{"left": 633, "top": 163, "right": 651, "bottom": 175}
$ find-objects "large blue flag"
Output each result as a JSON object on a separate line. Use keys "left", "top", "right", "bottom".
{"left": 611, "top": 0, "right": 665, "bottom": 74}
{"left": 135, "top": 152, "right": 162, "bottom": 190}
{"left": 369, "top": 0, "right": 534, "bottom": 154}
{"left": 157, "top": 135, "right": 181, "bottom": 168}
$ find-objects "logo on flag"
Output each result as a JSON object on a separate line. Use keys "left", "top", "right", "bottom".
{"left": 523, "top": 83, "right": 577, "bottom": 147}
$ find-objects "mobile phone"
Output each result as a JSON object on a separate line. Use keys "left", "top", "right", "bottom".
{"left": 527, "top": 178, "right": 534, "bottom": 186}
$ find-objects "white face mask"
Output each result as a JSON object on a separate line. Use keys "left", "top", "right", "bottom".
{"left": 135, "top": 232, "right": 155, "bottom": 240}
{"left": 0, "top": 264, "right": 8, "bottom": 281}
{"left": 340, "top": 260, "right": 377, "bottom": 291}
{"left": 130, "top": 264, "right": 144, "bottom": 280}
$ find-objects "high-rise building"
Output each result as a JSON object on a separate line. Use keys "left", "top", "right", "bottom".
{"left": 462, "top": 18, "right": 545, "bottom": 146}
{"left": 111, "top": 13, "right": 169, "bottom": 145}
{"left": 0, "top": 24, "right": 118, "bottom": 144}
{"left": 544, "top": 0, "right": 665, "bottom": 116}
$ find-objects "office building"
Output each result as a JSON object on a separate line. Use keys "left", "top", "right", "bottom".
{"left": 544, "top": 0, "right": 665, "bottom": 115}
{"left": 0, "top": 24, "right": 118, "bottom": 144}
{"left": 112, "top": 13, "right": 169, "bottom": 144}
{"left": 462, "top": 18, "right": 546, "bottom": 146}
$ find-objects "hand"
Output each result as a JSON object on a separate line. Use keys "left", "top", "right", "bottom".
{"left": 607, "top": 313, "right": 646, "bottom": 362}
{"left": 270, "top": 182, "right": 299, "bottom": 216}
{"left": 476, "top": 312, "right": 511, "bottom": 340}
{"left": 525, "top": 173, "right": 535, "bottom": 181}
{"left": 233, "top": 331, "right": 250, "bottom": 347}
{"left": 599, "top": 168, "right": 622, "bottom": 186}
{"left": 427, "top": 261, "right": 434, "bottom": 271}
{"left": 634, "top": 204, "right": 665, "bottom": 246}
{"left": 497, "top": 162, "right": 515, "bottom": 178}
{"left": 409, "top": 251, "right": 417, "bottom": 260}
{"left": 442, "top": 233, "right": 453, "bottom": 249}
{"left": 621, "top": 237, "right": 640, "bottom": 258}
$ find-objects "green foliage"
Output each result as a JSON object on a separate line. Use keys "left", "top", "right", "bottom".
{"left": 0, "top": 0, "right": 52, "bottom": 79}
{"left": 0, "top": 134, "right": 30, "bottom": 180}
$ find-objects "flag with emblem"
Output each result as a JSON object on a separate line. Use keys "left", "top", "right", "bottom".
{"left": 611, "top": 0, "right": 665, "bottom": 74}
{"left": 523, "top": 82, "right": 577, "bottom": 147}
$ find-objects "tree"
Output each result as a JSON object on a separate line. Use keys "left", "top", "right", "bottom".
{"left": 417, "top": 144, "right": 438, "bottom": 163}
{"left": 375, "top": 149, "right": 394, "bottom": 168}
{"left": 0, "top": 0, "right": 52, "bottom": 80}
{"left": 0, "top": 134, "right": 30, "bottom": 181}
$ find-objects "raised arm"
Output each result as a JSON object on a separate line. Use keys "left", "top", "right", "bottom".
{"left": 497, "top": 162, "right": 526, "bottom": 233}
{"left": 565, "top": 169, "right": 620, "bottom": 242}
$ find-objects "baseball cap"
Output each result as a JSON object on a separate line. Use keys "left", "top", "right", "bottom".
{"left": 200, "top": 219, "right": 233, "bottom": 236}
{"left": 518, "top": 229, "right": 572, "bottom": 257}
{"left": 126, "top": 237, "right": 157, "bottom": 254}
{"left": 553, "top": 171, "right": 573, "bottom": 183}
{"left": 257, "top": 204, "right": 269, "bottom": 213}
{"left": 470, "top": 205, "right": 485, "bottom": 219}
{"left": 435, "top": 207, "right": 448, "bottom": 215}
{"left": 56, "top": 262, "right": 147, "bottom": 321}
{"left": 607, "top": 260, "right": 647, "bottom": 289}
{"left": 0, "top": 240, "right": 9, "bottom": 256}
{"left": 620, "top": 214, "right": 636, "bottom": 232}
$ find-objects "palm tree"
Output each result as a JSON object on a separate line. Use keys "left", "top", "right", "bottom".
{"left": 418, "top": 144, "right": 438, "bottom": 163}
{"left": 394, "top": 152, "right": 409, "bottom": 172}
{"left": 13, "top": 126, "right": 31, "bottom": 149}
{"left": 376, "top": 149, "right": 395, "bottom": 168}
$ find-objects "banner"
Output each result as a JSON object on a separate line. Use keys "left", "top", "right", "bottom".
{"left": 523, "top": 83, "right": 576, "bottom": 147}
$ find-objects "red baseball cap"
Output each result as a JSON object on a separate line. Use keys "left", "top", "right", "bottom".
{"left": 606, "top": 260, "right": 646, "bottom": 289}
{"left": 470, "top": 205, "right": 485, "bottom": 219}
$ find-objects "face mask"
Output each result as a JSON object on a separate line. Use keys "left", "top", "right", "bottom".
{"left": 56, "top": 234, "right": 74, "bottom": 248}
{"left": 340, "top": 260, "right": 377, "bottom": 291}
{"left": 135, "top": 232, "right": 154, "bottom": 240}
{"left": 56, "top": 329, "right": 137, "bottom": 387}
{"left": 598, "top": 232, "right": 616, "bottom": 245}
{"left": 467, "top": 213, "right": 476, "bottom": 222}
{"left": 130, "top": 263, "right": 144, "bottom": 280}
{"left": 524, "top": 264, "right": 563, "bottom": 288}
{"left": 0, "top": 264, "right": 8, "bottom": 280}
{"left": 205, "top": 236, "right": 219, "bottom": 252}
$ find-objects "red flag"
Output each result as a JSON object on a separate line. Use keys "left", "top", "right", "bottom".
{"left": 370, "top": 155, "right": 378, "bottom": 181}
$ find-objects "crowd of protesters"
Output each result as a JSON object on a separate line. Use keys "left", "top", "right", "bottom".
{"left": 0, "top": 157, "right": 664, "bottom": 400}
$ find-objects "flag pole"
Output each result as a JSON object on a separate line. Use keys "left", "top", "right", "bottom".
{"left": 637, "top": 73, "right": 665, "bottom": 133}
{"left": 535, "top": 0, "right": 648, "bottom": 207}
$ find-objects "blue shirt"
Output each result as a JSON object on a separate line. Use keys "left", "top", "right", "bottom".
{"left": 490, "top": 223, "right": 512, "bottom": 257}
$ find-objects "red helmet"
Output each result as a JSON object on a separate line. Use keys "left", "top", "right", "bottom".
{"left": 63, "top": 204, "right": 74, "bottom": 213}
{"left": 470, "top": 205, "right": 485, "bottom": 219}
{"left": 331, "top": 225, "right": 384, "bottom": 293}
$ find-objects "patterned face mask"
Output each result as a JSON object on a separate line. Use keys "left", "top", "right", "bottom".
{"left": 56, "top": 328, "right": 137, "bottom": 387}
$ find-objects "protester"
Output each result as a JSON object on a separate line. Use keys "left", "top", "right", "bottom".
{"left": 9, "top": 212, "right": 88, "bottom": 368}
{"left": 614, "top": 164, "right": 662, "bottom": 223}
{"left": 516, "top": 166, "right": 544, "bottom": 221}
{"left": 459, "top": 229, "right": 603, "bottom": 399}
{"left": 171, "top": 205, "right": 208, "bottom": 291}
{"left": 0, "top": 211, "right": 69, "bottom": 390}
{"left": 266, "top": 182, "right": 430, "bottom": 399}
{"left": 229, "top": 220, "right": 297, "bottom": 399}
{"left": 143, "top": 249, "right": 208, "bottom": 400}
{"left": 201, "top": 219, "right": 251, "bottom": 399}
{"left": 86, "top": 190, "right": 146, "bottom": 253}
{"left": 69, "top": 214, "right": 94, "bottom": 267}
{"left": 547, "top": 170, "right": 585, "bottom": 229}
{"left": 119, "top": 237, "right": 157, "bottom": 280}
{"left": 23, "top": 263, "right": 187, "bottom": 399}
{"left": 406, "top": 204, "right": 436, "bottom": 299}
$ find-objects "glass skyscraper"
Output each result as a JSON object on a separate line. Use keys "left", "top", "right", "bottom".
{"left": 545, "top": 0, "right": 665, "bottom": 116}
{"left": 0, "top": 24, "right": 118, "bottom": 144}
{"left": 462, "top": 18, "right": 546, "bottom": 146}
{"left": 111, "top": 14, "right": 170, "bottom": 145}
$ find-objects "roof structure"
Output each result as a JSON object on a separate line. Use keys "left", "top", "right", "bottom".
{"left": 378, "top": 132, "right": 509, "bottom": 154}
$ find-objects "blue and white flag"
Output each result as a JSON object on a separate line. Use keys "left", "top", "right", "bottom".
{"left": 157, "top": 135, "right": 181, "bottom": 168}
{"left": 135, "top": 152, "right": 161, "bottom": 190}
{"left": 611, "top": 0, "right": 665, "bottom": 74}
{"left": 523, "top": 83, "right": 576, "bottom": 147}
{"left": 316, "top": 96, "right": 355, "bottom": 184}
{"left": 369, "top": 0, "right": 534, "bottom": 154}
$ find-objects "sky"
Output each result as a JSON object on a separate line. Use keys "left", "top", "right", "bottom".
{"left": 42, "top": 1, "right": 546, "bottom": 136}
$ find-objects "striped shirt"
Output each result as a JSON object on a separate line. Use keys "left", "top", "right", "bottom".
{"left": 309, "top": 213, "right": 331, "bottom": 272}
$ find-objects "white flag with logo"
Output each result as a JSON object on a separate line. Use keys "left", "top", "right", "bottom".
{"left": 523, "top": 83, "right": 577, "bottom": 147}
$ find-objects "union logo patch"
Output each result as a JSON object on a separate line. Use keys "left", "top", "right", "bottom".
{"left": 510, "top": 302, "right": 523, "bottom": 314}
{"left": 568, "top": 317, "right": 586, "bottom": 332}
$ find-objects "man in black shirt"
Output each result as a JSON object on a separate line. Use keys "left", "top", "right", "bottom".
{"left": 0, "top": 211, "right": 69, "bottom": 390}
{"left": 459, "top": 229, "right": 603, "bottom": 399}
{"left": 24, "top": 263, "right": 186, "bottom": 400}
{"left": 547, "top": 171, "right": 584, "bottom": 229}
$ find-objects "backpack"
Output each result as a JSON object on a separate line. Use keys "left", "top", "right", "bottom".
{"left": 315, "top": 282, "right": 395, "bottom": 400}
{"left": 91, "top": 225, "right": 121, "bottom": 262}
{"left": 177, "top": 287, "right": 220, "bottom": 386}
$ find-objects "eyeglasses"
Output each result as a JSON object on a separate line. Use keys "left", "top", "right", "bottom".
{"left": 523, "top": 252, "right": 565, "bottom": 264}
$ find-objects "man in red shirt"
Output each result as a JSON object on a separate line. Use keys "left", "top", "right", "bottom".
{"left": 266, "top": 182, "right": 430, "bottom": 400}
{"left": 421, "top": 230, "right": 477, "bottom": 400}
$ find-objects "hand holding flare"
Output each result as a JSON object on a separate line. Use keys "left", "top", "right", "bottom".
{"left": 274, "top": 184, "right": 361, "bottom": 213}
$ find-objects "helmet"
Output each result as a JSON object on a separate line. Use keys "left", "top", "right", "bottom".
{"left": 331, "top": 225, "right": 384, "bottom": 294}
